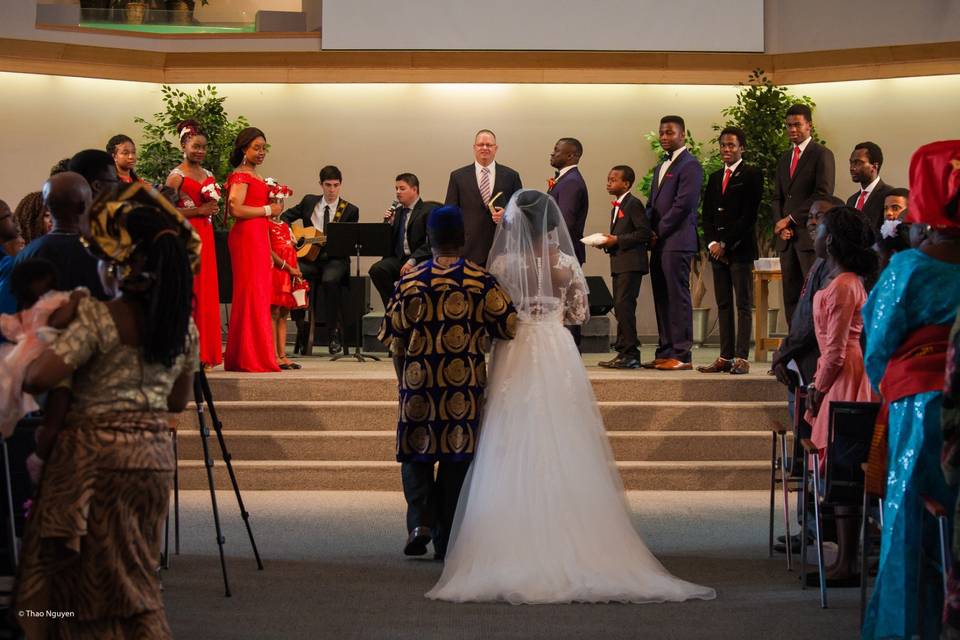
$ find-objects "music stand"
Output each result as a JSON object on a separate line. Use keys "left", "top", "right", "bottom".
{"left": 325, "top": 222, "right": 393, "bottom": 362}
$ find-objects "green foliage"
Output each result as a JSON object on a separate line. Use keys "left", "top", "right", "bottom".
{"left": 714, "top": 69, "right": 823, "bottom": 255}
{"left": 134, "top": 84, "right": 248, "bottom": 226}
{"left": 637, "top": 130, "right": 722, "bottom": 307}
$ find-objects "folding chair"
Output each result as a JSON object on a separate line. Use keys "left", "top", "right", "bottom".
{"left": 769, "top": 386, "right": 811, "bottom": 572}
{"left": 859, "top": 463, "right": 884, "bottom": 626}
{"left": 802, "top": 400, "right": 880, "bottom": 609}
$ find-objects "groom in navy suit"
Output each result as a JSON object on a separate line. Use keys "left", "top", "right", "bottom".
{"left": 644, "top": 116, "right": 703, "bottom": 370}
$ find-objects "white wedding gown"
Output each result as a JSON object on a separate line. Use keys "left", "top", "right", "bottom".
{"left": 425, "top": 295, "right": 716, "bottom": 604}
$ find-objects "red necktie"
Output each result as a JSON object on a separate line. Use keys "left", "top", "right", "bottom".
{"left": 855, "top": 190, "right": 869, "bottom": 210}
{"left": 721, "top": 168, "right": 733, "bottom": 194}
{"left": 789, "top": 146, "right": 800, "bottom": 178}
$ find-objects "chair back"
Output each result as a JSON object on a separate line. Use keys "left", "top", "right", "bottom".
{"left": 824, "top": 401, "right": 881, "bottom": 503}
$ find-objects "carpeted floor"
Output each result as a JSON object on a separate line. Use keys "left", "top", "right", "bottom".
{"left": 161, "top": 490, "right": 859, "bottom": 639}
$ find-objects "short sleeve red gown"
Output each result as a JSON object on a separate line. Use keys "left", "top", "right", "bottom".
{"left": 223, "top": 172, "right": 280, "bottom": 372}
{"left": 174, "top": 167, "right": 223, "bottom": 367}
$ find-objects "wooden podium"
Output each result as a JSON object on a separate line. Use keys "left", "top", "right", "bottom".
{"left": 753, "top": 268, "right": 782, "bottom": 362}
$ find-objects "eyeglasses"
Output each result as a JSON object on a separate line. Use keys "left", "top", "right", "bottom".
{"left": 474, "top": 143, "right": 496, "bottom": 148}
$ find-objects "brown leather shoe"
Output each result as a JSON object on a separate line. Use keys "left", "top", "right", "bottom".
{"left": 696, "top": 357, "right": 732, "bottom": 373}
{"left": 654, "top": 358, "right": 692, "bottom": 371}
{"left": 729, "top": 358, "right": 751, "bottom": 375}
{"left": 641, "top": 358, "right": 667, "bottom": 369}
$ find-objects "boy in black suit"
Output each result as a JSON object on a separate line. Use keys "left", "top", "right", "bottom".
{"left": 597, "top": 165, "right": 653, "bottom": 369}
{"left": 698, "top": 127, "right": 762, "bottom": 375}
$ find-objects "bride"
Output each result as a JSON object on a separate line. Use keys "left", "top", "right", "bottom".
{"left": 426, "top": 190, "right": 716, "bottom": 605}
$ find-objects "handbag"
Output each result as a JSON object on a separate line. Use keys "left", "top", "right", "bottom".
{"left": 291, "top": 277, "right": 310, "bottom": 309}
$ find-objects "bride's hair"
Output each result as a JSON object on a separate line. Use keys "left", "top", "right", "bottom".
{"left": 515, "top": 190, "right": 558, "bottom": 239}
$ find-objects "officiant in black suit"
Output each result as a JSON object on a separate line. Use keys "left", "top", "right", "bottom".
{"left": 368, "top": 173, "right": 436, "bottom": 307}
{"left": 697, "top": 127, "right": 762, "bottom": 376}
{"left": 282, "top": 165, "right": 359, "bottom": 354}
{"left": 444, "top": 129, "right": 523, "bottom": 265}
{"left": 596, "top": 165, "right": 652, "bottom": 369}
{"left": 771, "top": 104, "right": 835, "bottom": 328}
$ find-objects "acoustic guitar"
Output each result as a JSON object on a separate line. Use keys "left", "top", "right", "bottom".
{"left": 290, "top": 219, "right": 325, "bottom": 262}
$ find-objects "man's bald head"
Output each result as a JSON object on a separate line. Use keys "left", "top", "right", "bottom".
{"left": 43, "top": 172, "right": 92, "bottom": 228}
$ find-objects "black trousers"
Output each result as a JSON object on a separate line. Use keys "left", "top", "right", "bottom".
{"left": 612, "top": 271, "right": 643, "bottom": 358}
{"left": 780, "top": 242, "right": 816, "bottom": 329}
{"left": 369, "top": 256, "right": 406, "bottom": 308}
{"left": 400, "top": 460, "right": 470, "bottom": 556}
{"left": 712, "top": 260, "right": 753, "bottom": 360}
{"left": 650, "top": 249, "right": 694, "bottom": 363}
{"left": 291, "top": 257, "right": 349, "bottom": 333}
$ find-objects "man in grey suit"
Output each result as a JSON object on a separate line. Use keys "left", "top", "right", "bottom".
{"left": 444, "top": 129, "right": 523, "bottom": 265}
{"left": 772, "top": 104, "right": 835, "bottom": 328}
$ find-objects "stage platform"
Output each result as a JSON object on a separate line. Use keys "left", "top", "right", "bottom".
{"left": 173, "top": 351, "right": 788, "bottom": 491}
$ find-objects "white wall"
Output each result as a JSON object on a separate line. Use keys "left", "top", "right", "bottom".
{"left": 4, "top": 72, "right": 959, "bottom": 329}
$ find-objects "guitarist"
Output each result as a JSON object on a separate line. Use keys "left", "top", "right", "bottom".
{"left": 282, "top": 165, "right": 359, "bottom": 354}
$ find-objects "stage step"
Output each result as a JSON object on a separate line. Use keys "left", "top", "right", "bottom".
{"left": 172, "top": 400, "right": 786, "bottom": 433}
{"left": 204, "top": 374, "right": 783, "bottom": 403}
{"left": 176, "top": 430, "right": 775, "bottom": 462}
{"left": 177, "top": 460, "right": 770, "bottom": 491}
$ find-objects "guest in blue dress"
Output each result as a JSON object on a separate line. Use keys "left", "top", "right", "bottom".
{"left": 862, "top": 140, "right": 960, "bottom": 640}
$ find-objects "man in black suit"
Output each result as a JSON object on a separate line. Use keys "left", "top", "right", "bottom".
{"left": 282, "top": 165, "right": 360, "bottom": 354}
{"left": 846, "top": 141, "right": 894, "bottom": 232}
{"left": 884, "top": 187, "right": 910, "bottom": 222}
{"left": 547, "top": 138, "right": 589, "bottom": 265}
{"left": 444, "top": 129, "right": 523, "bottom": 265}
{"left": 772, "top": 104, "right": 835, "bottom": 328}
{"left": 596, "top": 165, "right": 652, "bottom": 369}
{"left": 697, "top": 127, "right": 762, "bottom": 376}
{"left": 368, "top": 173, "right": 436, "bottom": 307}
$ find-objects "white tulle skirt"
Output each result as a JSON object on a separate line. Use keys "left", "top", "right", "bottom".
{"left": 425, "top": 319, "right": 717, "bottom": 605}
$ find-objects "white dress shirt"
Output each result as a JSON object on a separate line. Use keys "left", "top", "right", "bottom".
{"left": 311, "top": 197, "right": 339, "bottom": 232}
{"left": 557, "top": 164, "right": 578, "bottom": 180}
{"left": 401, "top": 197, "right": 420, "bottom": 260}
{"left": 856, "top": 175, "right": 882, "bottom": 206}
{"left": 612, "top": 191, "right": 627, "bottom": 226}
{"left": 708, "top": 159, "right": 743, "bottom": 250}
{"left": 475, "top": 161, "right": 496, "bottom": 200}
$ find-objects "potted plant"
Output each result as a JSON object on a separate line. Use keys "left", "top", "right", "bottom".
{"left": 135, "top": 85, "right": 250, "bottom": 297}
{"left": 166, "top": 0, "right": 207, "bottom": 25}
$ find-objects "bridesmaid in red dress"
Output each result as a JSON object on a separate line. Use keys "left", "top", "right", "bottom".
{"left": 223, "top": 127, "right": 282, "bottom": 372}
{"left": 165, "top": 119, "right": 223, "bottom": 368}
{"left": 268, "top": 218, "right": 304, "bottom": 369}
{"left": 106, "top": 134, "right": 141, "bottom": 184}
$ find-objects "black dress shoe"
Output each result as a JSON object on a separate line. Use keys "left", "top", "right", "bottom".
{"left": 599, "top": 355, "right": 641, "bottom": 369}
{"left": 328, "top": 329, "right": 342, "bottom": 355}
{"left": 404, "top": 527, "right": 431, "bottom": 556}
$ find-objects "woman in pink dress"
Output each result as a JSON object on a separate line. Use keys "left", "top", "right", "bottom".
{"left": 805, "top": 206, "right": 878, "bottom": 450}
{"left": 166, "top": 119, "right": 223, "bottom": 368}
{"left": 804, "top": 205, "right": 878, "bottom": 583}
{"left": 223, "top": 127, "right": 282, "bottom": 372}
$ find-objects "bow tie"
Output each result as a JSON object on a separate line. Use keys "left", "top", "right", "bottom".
{"left": 662, "top": 152, "right": 672, "bottom": 161}
{"left": 553, "top": 169, "right": 561, "bottom": 178}
{"left": 611, "top": 200, "right": 621, "bottom": 208}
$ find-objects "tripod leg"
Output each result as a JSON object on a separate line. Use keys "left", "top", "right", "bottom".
{"left": 2, "top": 439, "right": 18, "bottom": 570}
{"left": 199, "top": 371, "right": 264, "bottom": 570}
{"left": 173, "top": 429, "right": 180, "bottom": 555}
{"left": 194, "top": 375, "right": 232, "bottom": 597}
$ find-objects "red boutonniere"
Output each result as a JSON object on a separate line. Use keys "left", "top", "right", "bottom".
{"left": 665, "top": 173, "right": 674, "bottom": 179}
{"left": 547, "top": 177, "right": 556, "bottom": 190}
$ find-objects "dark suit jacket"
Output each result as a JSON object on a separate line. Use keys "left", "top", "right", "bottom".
{"left": 445, "top": 162, "right": 522, "bottom": 264}
{"left": 645, "top": 149, "right": 703, "bottom": 253}
{"left": 605, "top": 192, "right": 652, "bottom": 275}
{"left": 387, "top": 199, "right": 436, "bottom": 263}
{"left": 772, "top": 141, "right": 835, "bottom": 252}
{"left": 771, "top": 257, "right": 829, "bottom": 385}
{"left": 701, "top": 163, "right": 763, "bottom": 263}
{"left": 547, "top": 166, "right": 589, "bottom": 264}
{"left": 846, "top": 178, "right": 894, "bottom": 233}
{"left": 281, "top": 195, "right": 360, "bottom": 262}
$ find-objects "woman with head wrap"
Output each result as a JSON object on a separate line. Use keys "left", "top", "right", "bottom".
{"left": 862, "top": 140, "right": 960, "bottom": 639}
{"left": 13, "top": 184, "right": 200, "bottom": 638}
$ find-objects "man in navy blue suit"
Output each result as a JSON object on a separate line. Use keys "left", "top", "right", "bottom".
{"left": 547, "top": 137, "right": 590, "bottom": 347}
{"left": 644, "top": 116, "right": 703, "bottom": 370}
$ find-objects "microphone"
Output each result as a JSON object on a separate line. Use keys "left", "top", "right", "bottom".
{"left": 390, "top": 200, "right": 401, "bottom": 213}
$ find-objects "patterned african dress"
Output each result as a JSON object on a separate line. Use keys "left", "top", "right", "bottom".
{"left": 15, "top": 296, "right": 198, "bottom": 639}
{"left": 861, "top": 249, "right": 960, "bottom": 640}
{"left": 377, "top": 258, "right": 517, "bottom": 463}
{"left": 942, "top": 309, "right": 960, "bottom": 639}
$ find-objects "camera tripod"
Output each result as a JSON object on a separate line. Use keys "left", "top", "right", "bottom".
{"left": 163, "top": 368, "right": 263, "bottom": 597}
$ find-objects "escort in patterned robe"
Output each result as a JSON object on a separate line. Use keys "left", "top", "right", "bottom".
{"left": 378, "top": 212, "right": 517, "bottom": 561}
